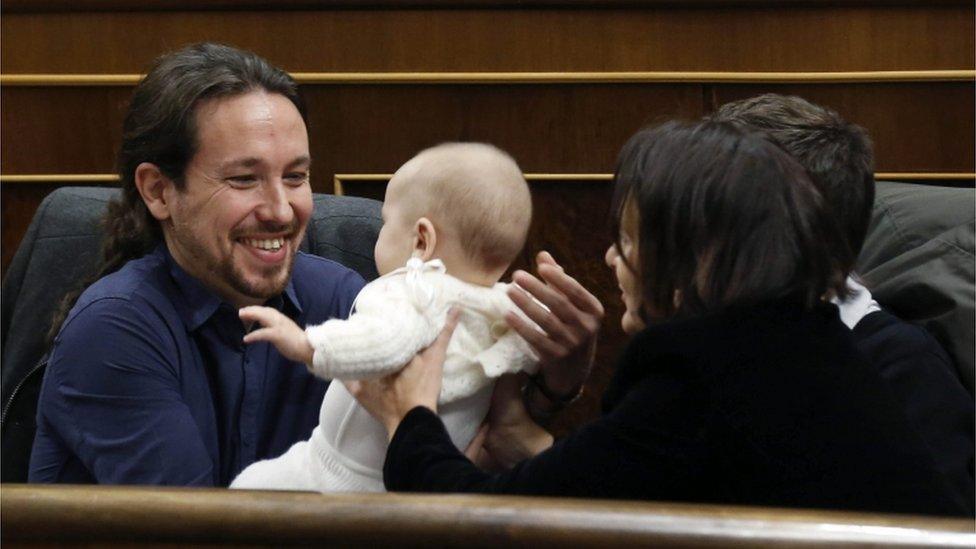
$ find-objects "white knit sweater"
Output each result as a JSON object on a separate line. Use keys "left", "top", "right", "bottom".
{"left": 304, "top": 258, "right": 539, "bottom": 403}
{"left": 231, "top": 258, "right": 538, "bottom": 492}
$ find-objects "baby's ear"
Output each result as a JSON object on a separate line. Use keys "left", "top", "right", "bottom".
{"left": 414, "top": 217, "right": 437, "bottom": 260}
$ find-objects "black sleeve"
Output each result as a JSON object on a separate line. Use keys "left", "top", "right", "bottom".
{"left": 853, "top": 311, "right": 975, "bottom": 510}
{"left": 384, "top": 373, "right": 711, "bottom": 500}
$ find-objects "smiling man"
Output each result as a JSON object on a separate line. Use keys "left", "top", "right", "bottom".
{"left": 28, "top": 44, "right": 365, "bottom": 485}
{"left": 141, "top": 91, "right": 313, "bottom": 308}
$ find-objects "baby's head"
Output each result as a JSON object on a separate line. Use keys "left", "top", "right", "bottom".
{"left": 374, "top": 143, "right": 532, "bottom": 285}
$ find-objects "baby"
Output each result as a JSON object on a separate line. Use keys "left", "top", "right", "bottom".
{"left": 230, "top": 143, "right": 538, "bottom": 492}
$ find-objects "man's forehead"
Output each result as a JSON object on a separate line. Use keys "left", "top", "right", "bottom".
{"left": 189, "top": 91, "right": 309, "bottom": 167}
{"left": 218, "top": 155, "right": 311, "bottom": 171}
{"left": 195, "top": 93, "right": 300, "bottom": 134}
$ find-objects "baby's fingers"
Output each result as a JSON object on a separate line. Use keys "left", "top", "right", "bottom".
{"left": 239, "top": 305, "right": 284, "bottom": 327}
{"left": 242, "top": 327, "right": 280, "bottom": 345}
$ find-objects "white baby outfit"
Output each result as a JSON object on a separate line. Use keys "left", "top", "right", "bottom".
{"left": 231, "top": 258, "right": 538, "bottom": 492}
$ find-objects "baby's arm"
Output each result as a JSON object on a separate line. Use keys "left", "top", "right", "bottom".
{"left": 240, "top": 306, "right": 314, "bottom": 364}
{"left": 304, "top": 297, "right": 436, "bottom": 381}
{"left": 476, "top": 330, "right": 540, "bottom": 379}
{"left": 476, "top": 296, "right": 542, "bottom": 379}
{"left": 240, "top": 282, "right": 439, "bottom": 381}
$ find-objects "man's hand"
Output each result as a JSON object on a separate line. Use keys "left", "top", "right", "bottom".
{"left": 506, "top": 251, "right": 604, "bottom": 401}
{"left": 240, "top": 306, "right": 314, "bottom": 365}
{"left": 464, "top": 374, "right": 554, "bottom": 470}
{"left": 346, "top": 309, "right": 460, "bottom": 440}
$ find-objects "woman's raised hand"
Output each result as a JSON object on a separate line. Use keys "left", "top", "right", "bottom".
{"left": 505, "top": 251, "right": 604, "bottom": 403}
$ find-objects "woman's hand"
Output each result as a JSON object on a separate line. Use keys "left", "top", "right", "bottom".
{"left": 465, "top": 374, "right": 554, "bottom": 470}
{"left": 346, "top": 309, "right": 460, "bottom": 440}
{"left": 506, "top": 251, "right": 604, "bottom": 408}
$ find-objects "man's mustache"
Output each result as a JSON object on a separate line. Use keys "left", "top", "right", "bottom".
{"left": 232, "top": 221, "right": 301, "bottom": 238}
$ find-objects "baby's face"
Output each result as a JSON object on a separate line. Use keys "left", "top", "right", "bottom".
{"left": 374, "top": 175, "right": 417, "bottom": 275}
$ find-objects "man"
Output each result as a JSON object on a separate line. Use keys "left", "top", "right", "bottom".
{"left": 712, "top": 94, "right": 974, "bottom": 512}
{"left": 28, "top": 43, "right": 364, "bottom": 485}
{"left": 28, "top": 43, "right": 603, "bottom": 486}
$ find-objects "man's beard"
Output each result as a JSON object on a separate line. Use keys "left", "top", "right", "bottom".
{"left": 171, "top": 225, "right": 298, "bottom": 303}
{"left": 217, "top": 248, "right": 295, "bottom": 302}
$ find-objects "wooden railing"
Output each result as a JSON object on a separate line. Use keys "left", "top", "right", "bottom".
{"left": 1, "top": 484, "right": 973, "bottom": 548}
{"left": 3, "top": 0, "right": 970, "bottom": 13}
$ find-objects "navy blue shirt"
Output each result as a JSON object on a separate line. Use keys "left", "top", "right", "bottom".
{"left": 28, "top": 245, "right": 364, "bottom": 486}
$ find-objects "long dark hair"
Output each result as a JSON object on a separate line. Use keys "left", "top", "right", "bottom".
{"left": 610, "top": 120, "right": 850, "bottom": 321}
{"left": 48, "top": 43, "right": 307, "bottom": 342}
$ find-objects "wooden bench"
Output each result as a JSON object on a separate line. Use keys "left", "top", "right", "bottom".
{"left": 2, "top": 484, "right": 973, "bottom": 547}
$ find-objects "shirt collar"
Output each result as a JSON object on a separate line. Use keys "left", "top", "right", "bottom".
{"left": 159, "top": 244, "right": 303, "bottom": 331}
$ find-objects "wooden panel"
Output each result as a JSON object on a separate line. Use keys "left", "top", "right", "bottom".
{"left": 0, "top": 87, "right": 128, "bottom": 175}
{"left": 0, "top": 84, "right": 704, "bottom": 177}
{"left": 3, "top": 71, "right": 974, "bottom": 85}
{"left": 6, "top": 82, "right": 970, "bottom": 176}
{"left": 873, "top": 175, "right": 976, "bottom": 187}
{"left": 305, "top": 84, "right": 703, "bottom": 178}
{"left": 3, "top": 485, "right": 973, "bottom": 548}
{"left": 4, "top": 0, "right": 972, "bottom": 12}
{"left": 2, "top": 7, "right": 972, "bottom": 74}
{"left": 708, "top": 82, "right": 976, "bottom": 173}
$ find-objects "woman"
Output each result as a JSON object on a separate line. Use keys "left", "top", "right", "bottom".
{"left": 349, "top": 121, "right": 967, "bottom": 516}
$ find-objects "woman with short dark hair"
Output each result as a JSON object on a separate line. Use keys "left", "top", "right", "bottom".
{"left": 349, "top": 121, "right": 968, "bottom": 516}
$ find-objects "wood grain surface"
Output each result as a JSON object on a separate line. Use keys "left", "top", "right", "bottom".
{"left": 2, "top": 7, "right": 972, "bottom": 73}
{"left": 1, "top": 484, "right": 973, "bottom": 548}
